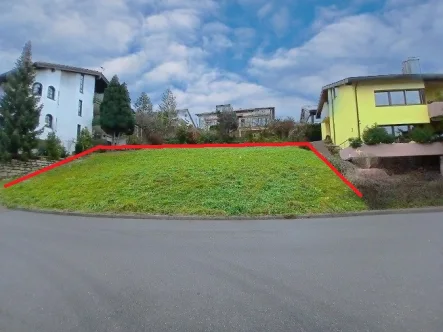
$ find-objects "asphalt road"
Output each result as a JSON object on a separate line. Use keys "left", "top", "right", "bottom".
{"left": 0, "top": 210, "right": 442, "bottom": 332}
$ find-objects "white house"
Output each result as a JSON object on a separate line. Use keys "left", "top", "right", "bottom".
{"left": 0, "top": 62, "right": 108, "bottom": 153}
{"left": 177, "top": 109, "right": 196, "bottom": 127}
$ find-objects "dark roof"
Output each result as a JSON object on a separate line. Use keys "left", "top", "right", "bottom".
{"left": 0, "top": 61, "right": 109, "bottom": 84}
{"left": 195, "top": 107, "right": 275, "bottom": 116}
{"left": 316, "top": 73, "right": 443, "bottom": 118}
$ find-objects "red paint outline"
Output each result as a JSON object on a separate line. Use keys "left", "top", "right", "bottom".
{"left": 3, "top": 142, "right": 363, "bottom": 197}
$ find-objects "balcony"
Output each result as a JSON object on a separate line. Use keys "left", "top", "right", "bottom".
{"left": 428, "top": 101, "right": 443, "bottom": 120}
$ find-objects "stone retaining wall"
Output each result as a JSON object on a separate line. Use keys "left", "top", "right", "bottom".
{"left": 0, "top": 159, "right": 54, "bottom": 179}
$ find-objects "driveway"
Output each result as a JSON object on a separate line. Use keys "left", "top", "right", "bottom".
{"left": 0, "top": 210, "right": 442, "bottom": 332}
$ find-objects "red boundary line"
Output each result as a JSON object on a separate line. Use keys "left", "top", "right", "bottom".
{"left": 2, "top": 142, "right": 363, "bottom": 198}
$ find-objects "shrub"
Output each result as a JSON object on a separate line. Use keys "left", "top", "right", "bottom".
{"left": 348, "top": 137, "right": 363, "bottom": 148}
{"left": 362, "top": 125, "right": 395, "bottom": 145}
{"left": 268, "top": 118, "right": 296, "bottom": 139}
{"left": 305, "top": 123, "right": 322, "bottom": 141}
{"left": 288, "top": 124, "right": 309, "bottom": 142}
{"left": 75, "top": 128, "right": 93, "bottom": 154}
{"left": 198, "top": 130, "right": 220, "bottom": 144}
{"left": 409, "top": 125, "right": 435, "bottom": 144}
{"left": 45, "top": 132, "right": 64, "bottom": 161}
{"left": 148, "top": 133, "right": 164, "bottom": 145}
{"left": 175, "top": 125, "right": 188, "bottom": 143}
{"left": 126, "top": 134, "right": 142, "bottom": 145}
{"left": 323, "top": 135, "right": 332, "bottom": 144}
{"left": 60, "top": 147, "right": 69, "bottom": 158}
{"left": 348, "top": 172, "right": 443, "bottom": 210}
{"left": 326, "top": 155, "right": 357, "bottom": 175}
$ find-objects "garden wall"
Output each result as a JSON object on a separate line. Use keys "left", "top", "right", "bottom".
{"left": 0, "top": 159, "right": 54, "bottom": 180}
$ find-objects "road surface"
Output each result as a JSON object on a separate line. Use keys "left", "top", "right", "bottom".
{"left": 1, "top": 209, "right": 442, "bottom": 332}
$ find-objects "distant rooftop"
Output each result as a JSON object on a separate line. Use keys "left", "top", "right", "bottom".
{"left": 195, "top": 106, "right": 275, "bottom": 116}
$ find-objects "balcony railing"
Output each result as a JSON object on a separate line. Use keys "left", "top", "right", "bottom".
{"left": 428, "top": 101, "right": 443, "bottom": 120}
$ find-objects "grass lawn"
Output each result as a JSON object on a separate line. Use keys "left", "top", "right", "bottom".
{"left": 0, "top": 147, "right": 366, "bottom": 216}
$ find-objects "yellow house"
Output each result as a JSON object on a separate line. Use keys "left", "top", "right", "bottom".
{"left": 316, "top": 74, "right": 443, "bottom": 148}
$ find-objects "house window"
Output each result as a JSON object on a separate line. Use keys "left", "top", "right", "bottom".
{"left": 375, "top": 91, "right": 390, "bottom": 106}
{"left": 77, "top": 124, "right": 81, "bottom": 138}
{"left": 32, "top": 82, "right": 42, "bottom": 96}
{"left": 375, "top": 89, "right": 425, "bottom": 106}
{"left": 380, "top": 124, "right": 413, "bottom": 136}
{"left": 78, "top": 100, "right": 83, "bottom": 116}
{"left": 45, "top": 114, "right": 53, "bottom": 128}
{"left": 390, "top": 91, "right": 405, "bottom": 105}
{"left": 405, "top": 90, "right": 422, "bottom": 104}
{"left": 47, "top": 86, "right": 55, "bottom": 100}
{"left": 80, "top": 74, "right": 84, "bottom": 93}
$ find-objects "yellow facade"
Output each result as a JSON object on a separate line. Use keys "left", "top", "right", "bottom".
{"left": 321, "top": 78, "right": 437, "bottom": 148}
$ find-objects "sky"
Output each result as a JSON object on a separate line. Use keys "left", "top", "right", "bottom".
{"left": 0, "top": 0, "right": 442, "bottom": 120}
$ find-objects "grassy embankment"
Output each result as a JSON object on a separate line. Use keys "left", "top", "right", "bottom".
{"left": 0, "top": 147, "right": 365, "bottom": 216}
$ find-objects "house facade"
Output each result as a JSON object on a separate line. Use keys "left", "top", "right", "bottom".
{"left": 196, "top": 105, "right": 275, "bottom": 137}
{"left": 0, "top": 62, "right": 108, "bottom": 153}
{"left": 177, "top": 109, "right": 196, "bottom": 127}
{"left": 316, "top": 74, "right": 443, "bottom": 149}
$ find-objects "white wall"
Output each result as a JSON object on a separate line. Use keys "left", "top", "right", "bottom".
{"left": 34, "top": 69, "right": 95, "bottom": 153}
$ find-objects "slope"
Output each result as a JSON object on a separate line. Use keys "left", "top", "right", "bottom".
{"left": 0, "top": 147, "right": 366, "bottom": 216}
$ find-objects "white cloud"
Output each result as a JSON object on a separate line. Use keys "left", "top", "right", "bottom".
{"left": 248, "top": 0, "right": 443, "bottom": 106}
{"left": 270, "top": 8, "right": 291, "bottom": 36}
{"left": 257, "top": 3, "right": 273, "bottom": 18}
{"left": 1, "top": 0, "right": 442, "bottom": 122}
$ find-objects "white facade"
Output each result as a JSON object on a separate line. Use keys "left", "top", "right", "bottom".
{"left": 0, "top": 63, "right": 107, "bottom": 154}
{"left": 177, "top": 109, "right": 196, "bottom": 127}
{"left": 33, "top": 68, "right": 96, "bottom": 153}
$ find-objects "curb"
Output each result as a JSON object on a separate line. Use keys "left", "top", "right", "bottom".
{"left": 5, "top": 206, "right": 443, "bottom": 221}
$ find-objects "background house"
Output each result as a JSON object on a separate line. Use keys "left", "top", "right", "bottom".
{"left": 196, "top": 105, "right": 275, "bottom": 137}
{"left": 0, "top": 62, "right": 108, "bottom": 153}
{"left": 316, "top": 60, "right": 443, "bottom": 150}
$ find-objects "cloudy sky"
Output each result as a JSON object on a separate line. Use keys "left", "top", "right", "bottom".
{"left": 1, "top": 0, "right": 442, "bottom": 120}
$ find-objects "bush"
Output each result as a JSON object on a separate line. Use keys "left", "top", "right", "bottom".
{"left": 305, "top": 123, "right": 322, "bottom": 141}
{"left": 348, "top": 137, "right": 363, "bottom": 148}
{"left": 186, "top": 128, "right": 200, "bottom": 144}
{"left": 198, "top": 130, "right": 220, "bottom": 144}
{"left": 348, "top": 172, "right": 443, "bottom": 210}
{"left": 324, "top": 135, "right": 333, "bottom": 144}
{"left": 175, "top": 125, "right": 188, "bottom": 143}
{"left": 75, "top": 128, "right": 93, "bottom": 154}
{"left": 362, "top": 125, "right": 395, "bottom": 145}
{"left": 60, "top": 147, "right": 69, "bottom": 158}
{"left": 409, "top": 125, "right": 435, "bottom": 144}
{"left": 126, "top": 134, "right": 142, "bottom": 145}
{"left": 268, "top": 118, "right": 296, "bottom": 139}
{"left": 148, "top": 133, "right": 164, "bottom": 145}
{"left": 288, "top": 124, "right": 309, "bottom": 142}
{"left": 45, "top": 132, "right": 64, "bottom": 161}
{"left": 326, "top": 155, "right": 357, "bottom": 175}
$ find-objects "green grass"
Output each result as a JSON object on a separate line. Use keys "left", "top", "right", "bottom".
{"left": 0, "top": 147, "right": 366, "bottom": 216}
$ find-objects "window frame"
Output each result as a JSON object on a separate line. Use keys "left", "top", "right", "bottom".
{"left": 374, "top": 89, "right": 425, "bottom": 107}
{"left": 47, "top": 86, "right": 56, "bottom": 100}
{"left": 80, "top": 74, "right": 84, "bottom": 93}
{"left": 32, "top": 82, "right": 43, "bottom": 96}
{"left": 379, "top": 124, "right": 415, "bottom": 136}
{"left": 78, "top": 100, "right": 83, "bottom": 117}
{"left": 45, "top": 114, "right": 53, "bottom": 128}
{"left": 77, "top": 124, "right": 81, "bottom": 138}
